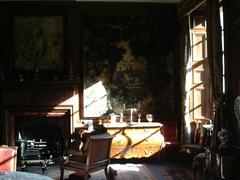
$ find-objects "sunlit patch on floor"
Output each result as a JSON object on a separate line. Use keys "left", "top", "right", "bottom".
{"left": 110, "top": 163, "right": 142, "bottom": 172}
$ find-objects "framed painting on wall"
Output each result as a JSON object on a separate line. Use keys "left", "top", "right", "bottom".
{"left": 13, "top": 16, "right": 64, "bottom": 72}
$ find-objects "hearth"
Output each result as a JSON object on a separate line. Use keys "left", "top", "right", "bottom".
{"left": 17, "top": 138, "right": 49, "bottom": 173}
{"left": 14, "top": 114, "right": 70, "bottom": 170}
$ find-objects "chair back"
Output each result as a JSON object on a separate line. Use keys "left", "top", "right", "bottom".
{"left": 86, "top": 134, "right": 113, "bottom": 171}
{"left": 0, "top": 145, "right": 18, "bottom": 171}
{"left": 60, "top": 133, "right": 114, "bottom": 180}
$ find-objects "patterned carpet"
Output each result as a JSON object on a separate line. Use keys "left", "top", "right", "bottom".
{"left": 159, "top": 167, "right": 193, "bottom": 180}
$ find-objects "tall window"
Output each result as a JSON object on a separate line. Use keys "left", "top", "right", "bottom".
{"left": 219, "top": 2, "right": 225, "bottom": 94}
{"left": 189, "top": 13, "right": 212, "bottom": 136}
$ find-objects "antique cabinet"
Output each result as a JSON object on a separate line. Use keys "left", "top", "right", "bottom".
{"left": 103, "top": 122, "right": 165, "bottom": 159}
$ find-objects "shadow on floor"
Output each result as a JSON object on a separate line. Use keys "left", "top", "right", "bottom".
{"left": 17, "top": 159, "right": 195, "bottom": 180}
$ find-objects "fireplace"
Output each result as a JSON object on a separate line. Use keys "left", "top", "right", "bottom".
{"left": 10, "top": 111, "right": 70, "bottom": 171}
{"left": 1, "top": 86, "right": 80, "bottom": 167}
{"left": 4, "top": 109, "right": 71, "bottom": 167}
{"left": 15, "top": 113, "right": 70, "bottom": 158}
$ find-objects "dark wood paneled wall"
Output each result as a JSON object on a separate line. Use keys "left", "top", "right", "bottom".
{"left": 0, "top": 1, "right": 179, "bottom": 145}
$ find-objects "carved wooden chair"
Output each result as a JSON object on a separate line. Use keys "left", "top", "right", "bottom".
{"left": 0, "top": 145, "right": 18, "bottom": 171}
{"left": 180, "top": 121, "right": 205, "bottom": 159}
{"left": 60, "top": 133, "right": 114, "bottom": 180}
{"left": 180, "top": 121, "right": 214, "bottom": 180}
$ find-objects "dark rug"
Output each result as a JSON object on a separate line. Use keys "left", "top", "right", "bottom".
{"left": 159, "top": 167, "right": 193, "bottom": 180}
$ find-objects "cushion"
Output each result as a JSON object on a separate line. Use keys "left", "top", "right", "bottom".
{"left": 69, "top": 172, "right": 90, "bottom": 180}
{"left": 0, "top": 146, "right": 18, "bottom": 171}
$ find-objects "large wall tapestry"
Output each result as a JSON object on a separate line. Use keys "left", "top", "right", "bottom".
{"left": 13, "top": 16, "right": 64, "bottom": 71}
{"left": 83, "top": 15, "right": 176, "bottom": 121}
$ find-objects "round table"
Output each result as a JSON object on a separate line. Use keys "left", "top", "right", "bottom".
{"left": 0, "top": 171, "right": 54, "bottom": 180}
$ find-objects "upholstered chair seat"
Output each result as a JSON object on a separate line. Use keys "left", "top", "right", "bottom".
{"left": 0, "top": 145, "right": 18, "bottom": 171}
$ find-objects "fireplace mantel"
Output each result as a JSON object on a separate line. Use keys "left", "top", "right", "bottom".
{"left": 1, "top": 80, "right": 81, "bottom": 145}
{"left": 2, "top": 90, "right": 75, "bottom": 106}
{"left": 1, "top": 80, "right": 81, "bottom": 90}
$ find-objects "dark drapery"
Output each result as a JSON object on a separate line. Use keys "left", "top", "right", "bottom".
{"left": 179, "top": 16, "right": 191, "bottom": 144}
{"left": 206, "top": 0, "right": 223, "bottom": 150}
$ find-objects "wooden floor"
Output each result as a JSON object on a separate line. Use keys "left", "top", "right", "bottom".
{"left": 20, "top": 163, "right": 157, "bottom": 180}
{"left": 18, "top": 162, "right": 193, "bottom": 180}
{"left": 108, "top": 164, "right": 157, "bottom": 180}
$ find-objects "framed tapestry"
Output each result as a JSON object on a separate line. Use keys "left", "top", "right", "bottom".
{"left": 82, "top": 15, "right": 175, "bottom": 120}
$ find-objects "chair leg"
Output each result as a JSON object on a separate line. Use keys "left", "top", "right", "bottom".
{"left": 84, "top": 172, "right": 89, "bottom": 180}
{"left": 108, "top": 166, "right": 117, "bottom": 180}
{"left": 60, "top": 167, "right": 64, "bottom": 180}
{"left": 193, "top": 159, "right": 197, "bottom": 180}
{"left": 21, "top": 161, "right": 26, "bottom": 172}
{"left": 104, "top": 167, "right": 109, "bottom": 180}
{"left": 41, "top": 161, "right": 47, "bottom": 174}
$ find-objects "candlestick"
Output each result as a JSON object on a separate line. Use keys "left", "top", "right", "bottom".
{"left": 120, "top": 112, "right": 123, "bottom": 122}
{"left": 138, "top": 113, "right": 141, "bottom": 123}
{"left": 130, "top": 108, "right": 133, "bottom": 123}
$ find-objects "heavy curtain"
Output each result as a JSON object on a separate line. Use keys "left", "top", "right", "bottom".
{"left": 206, "top": 0, "right": 223, "bottom": 150}
{"left": 179, "top": 16, "right": 191, "bottom": 144}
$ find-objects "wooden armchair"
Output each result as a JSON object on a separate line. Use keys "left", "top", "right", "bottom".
{"left": 60, "top": 133, "right": 114, "bottom": 180}
{"left": 0, "top": 145, "right": 18, "bottom": 171}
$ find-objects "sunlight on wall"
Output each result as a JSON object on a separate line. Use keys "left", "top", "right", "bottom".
{"left": 84, "top": 81, "right": 109, "bottom": 117}
{"left": 59, "top": 91, "right": 79, "bottom": 130}
{"left": 54, "top": 81, "right": 109, "bottom": 131}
